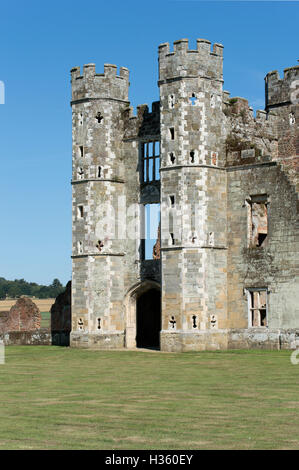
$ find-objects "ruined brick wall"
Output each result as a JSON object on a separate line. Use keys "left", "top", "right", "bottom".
{"left": 0, "top": 298, "right": 50, "bottom": 346}
{"left": 5, "top": 298, "right": 41, "bottom": 332}
{"left": 0, "top": 311, "right": 9, "bottom": 334}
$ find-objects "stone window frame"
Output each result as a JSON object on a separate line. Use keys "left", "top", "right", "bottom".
{"left": 245, "top": 194, "right": 270, "bottom": 248}
{"left": 246, "top": 287, "right": 268, "bottom": 328}
{"left": 77, "top": 204, "right": 84, "bottom": 219}
{"left": 78, "top": 145, "right": 84, "bottom": 158}
{"left": 141, "top": 141, "right": 160, "bottom": 183}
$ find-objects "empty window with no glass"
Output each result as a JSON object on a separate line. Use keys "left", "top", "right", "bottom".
{"left": 169, "top": 128, "right": 175, "bottom": 140}
{"left": 77, "top": 205, "right": 84, "bottom": 218}
{"left": 169, "top": 195, "right": 175, "bottom": 207}
{"left": 247, "top": 195, "right": 268, "bottom": 247}
{"left": 141, "top": 141, "right": 160, "bottom": 182}
{"left": 247, "top": 289, "right": 268, "bottom": 327}
{"left": 189, "top": 93, "right": 197, "bottom": 106}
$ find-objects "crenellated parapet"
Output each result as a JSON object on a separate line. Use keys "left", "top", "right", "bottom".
{"left": 222, "top": 93, "right": 279, "bottom": 166}
{"left": 71, "top": 63, "right": 130, "bottom": 102}
{"left": 265, "top": 65, "right": 299, "bottom": 109}
{"left": 123, "top": 101, "right": 160, "bottom": 140}
{"left": 158, "top": 38, "right": 223, "bottom": 83}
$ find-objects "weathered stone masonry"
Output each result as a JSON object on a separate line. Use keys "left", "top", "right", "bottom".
{"left": 70, "top": 38, "right": 298, "bottom": 351}
{"left": 0, "top": 298, "right": 51, "bottom": 345}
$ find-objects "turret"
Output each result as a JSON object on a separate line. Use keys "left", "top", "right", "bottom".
{"left": 71, "top": 63, "right": 129, "bottom": 102}
{"left": 158, "top": 38, "right": 227, "bottom": 351}
{"left": 158, "top": 38, "right": 223, "bottom": 84}
{"left": 265, "top": 65, "right": 298, "bottom": 169}
{"left": 70, "top": 62, "right": 129, "bottom": 349}
{"left": 265, "top": 66, "right": 299, "bottom": 110}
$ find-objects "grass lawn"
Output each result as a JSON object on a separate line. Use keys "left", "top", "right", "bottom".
{"left": 0, "top": 346, "right": 298, "bottom": 450}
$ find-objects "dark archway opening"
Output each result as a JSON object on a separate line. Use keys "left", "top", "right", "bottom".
{"left": 136, "top": 288, "right": 161, "bottom": 349}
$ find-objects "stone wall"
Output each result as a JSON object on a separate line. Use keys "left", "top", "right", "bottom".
{"left": 70, "top": 37, "right": 298, "bottom": 351}
{"left": 227, "top": 163, "right": 298, "bottom": 331}
{"left": 1, "top": 329, "right": 51, "bottom": 346}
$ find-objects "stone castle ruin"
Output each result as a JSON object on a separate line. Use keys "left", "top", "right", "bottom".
{"left": 70, "top": 37, "right": 298, "bottom": 351}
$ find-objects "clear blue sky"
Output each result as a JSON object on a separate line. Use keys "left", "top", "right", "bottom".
{"left": 0, "top": 0, "right": 298, "bottom": 285}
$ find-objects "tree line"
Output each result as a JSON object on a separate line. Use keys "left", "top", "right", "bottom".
{"left": 0, "top": 277, "right": 66, "bottom": 299}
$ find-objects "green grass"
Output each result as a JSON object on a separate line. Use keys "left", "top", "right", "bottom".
{"left": 40, "top": 312, "right": 50, "bottom": 328}
{"left": 0, "top": 347, "right": 298, "bottom": 450}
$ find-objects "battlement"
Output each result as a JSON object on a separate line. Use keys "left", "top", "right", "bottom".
{"left": 158, "top": 38, "right": 223, "bottom": 83}
{"left": 71, "top": 63, "right": 129, "bottom": 102}
{"left": 123, "top": 101, "right": 160, "bottom": 140}
{"left": 223, "top": 93, "right": 278, "bottom": 128}
{"left": 265, "top": 65, "right": 299, "bottom": 109}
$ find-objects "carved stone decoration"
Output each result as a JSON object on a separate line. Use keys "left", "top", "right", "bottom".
{"left": 210, "top": 314, "right": 218, "bottom": 329}
{"left": 95, "top": 112, "right": 103, "bottom": 123}
{"left": 96, "top": 240, "right": 105, "bottom": 252}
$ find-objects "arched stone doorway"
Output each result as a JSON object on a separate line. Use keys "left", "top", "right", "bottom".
{"left": 136, "top": 288, "right": 161, "bottom": 349}
{"left": 124, "top": 280, "right": 161, "bottom": 350}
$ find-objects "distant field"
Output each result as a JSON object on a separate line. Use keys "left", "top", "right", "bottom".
{"left": 40, "top": 312, "right": 51, "bottom": 328}
{"left": 0, "top": 347, "right": 298, "bottom": 450}
{"left": 0, "top": 298, "right": 55, "bottom": 312}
